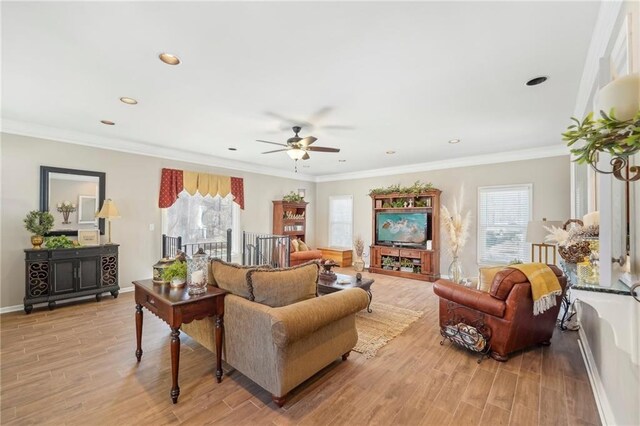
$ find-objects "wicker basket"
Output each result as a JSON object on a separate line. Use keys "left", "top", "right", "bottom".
{"left": 558, "top": 241, "right": 591, "bottom": 264}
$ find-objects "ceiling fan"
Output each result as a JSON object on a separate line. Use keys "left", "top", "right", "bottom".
{"left": 257, "top": 126, "right": 340, "bottom": 165}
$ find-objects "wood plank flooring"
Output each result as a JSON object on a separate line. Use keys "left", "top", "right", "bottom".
{"left": 0, "top": 269, "right": 600, "bottom": 425}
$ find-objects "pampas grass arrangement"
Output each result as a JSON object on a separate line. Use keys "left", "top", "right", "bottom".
{"left": 354, "top": 235, "right": 365, "bottom": 258}
{"left": 441, "top": 187, "right": 471, "bottom": 258}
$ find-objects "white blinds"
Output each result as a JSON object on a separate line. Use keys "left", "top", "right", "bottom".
{"left": 478, "top": 185, "right": 532, "bottom": 264}
{"left": 329, "top": 195, "right": 353, "bottom": 247}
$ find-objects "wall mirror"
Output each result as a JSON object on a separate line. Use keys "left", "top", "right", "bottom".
{"left": 40, "top": 166, "right": 106, "bottom": 236}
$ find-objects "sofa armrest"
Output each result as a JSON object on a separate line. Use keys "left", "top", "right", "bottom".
{"left": 270, "top": 288, "right": 368, "bottom": 347}
{"left": 433, "top": 279, "right": 506, "bottom": 318}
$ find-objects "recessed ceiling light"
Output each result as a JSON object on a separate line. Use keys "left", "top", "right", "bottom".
{"left": 120, "top": 97, "right": 138, "bottom": 105}
{"left": 100, "top": 120, "right": 115, "bottom": 125}
{"left": 448, "top": 139, "right": 461, "bottom": 144}
{"left": 228, "top": 147, "right": 237, "bottom": 151}
{"left": 526, "top": 76, "right": 548, "bottom": 86}
{"left": 338, "top": 159, "right": 346, "bottom": 162}
{"left": 386, "top": 150, "right": 396, "bottom": 154}
{"left": 159, "top": 53, "right": 181, "bottom": 65}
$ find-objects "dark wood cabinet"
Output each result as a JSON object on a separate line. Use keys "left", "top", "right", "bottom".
{"left": 24, "top": 245, "right": 119, "bottom": 313}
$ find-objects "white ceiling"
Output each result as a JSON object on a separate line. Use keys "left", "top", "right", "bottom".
{"left": 1, "top": 1, "right": 600, "bottom": 178}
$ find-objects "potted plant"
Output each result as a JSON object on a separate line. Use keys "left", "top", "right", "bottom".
{"left": 283, "top": 191, "right": 304, "bottom": 203}
{"left": 44, "top": 235, "right": 75, "bottom": 249}
{"left": 563, "top": 110, "right": 640, "bottom": 181}
{"left": 400, "top": 258, "right": 414, "bottom": 272}
{"left": 163, "top": 261, "right": 187, "bottom": 288}
{"left": 382, "top": 256, "right": 395, "bottom": 270}
{"left": 23, "top": 210, "right": 55, "bottom": 249}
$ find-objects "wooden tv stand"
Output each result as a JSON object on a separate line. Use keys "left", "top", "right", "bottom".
{"left": 368, "top": 190, "right": 441, "bottom": 282}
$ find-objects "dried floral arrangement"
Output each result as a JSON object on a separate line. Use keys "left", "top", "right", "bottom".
{"left": 440, "top": 188, "right": 470, "bottom": 258}
{"left": 353, "top": 235, "right": 365, "bottom": 257}
{"left": 545, "top": 221, "right": 599, "bottom": 263}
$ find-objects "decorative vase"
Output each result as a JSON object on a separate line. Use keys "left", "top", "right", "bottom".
{"left": 187, "top": 248, "right": 208, "bottom": 295}
{"left": 353, "top": 256, "right": 365, "bottom": 272}
{"left": 448, "top": 256, "right": 463, "bottom": 284}
{"left": 30, "top": 235, "right": 44, "bottom": 250}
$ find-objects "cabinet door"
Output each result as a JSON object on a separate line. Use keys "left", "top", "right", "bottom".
{"left": 420, "top": 252, "right": 432, "bottom": 275}
{"left": 51, "top": 259, "right": 75, "bottom": 294}
{"left": 78, "top": 257, "right": 101, "bottom": 290}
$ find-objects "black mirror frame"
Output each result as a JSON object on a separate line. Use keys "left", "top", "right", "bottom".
{"left": 40, "top": 166, "right": 106, "bottom": 236}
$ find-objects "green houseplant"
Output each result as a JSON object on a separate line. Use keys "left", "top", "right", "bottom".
{"left": 368, "top": 180, "right": 434, "bottom": 196}
{"left": 400, "top": 258, "right": 414, "bottom": 272}
{"left": 45, "top": 235, "right": 75, "bottom": 249}
{"left": 163, "top": 261, "right": 187, "bottom": 286}
{"left": 563, "top": 110, "right": 640, "bottom": 181}
{"left": 23, "top": 210, "right": 55, "bottom": 249}
{"left": 283, "top": 191, "right": 304, "bottom": 203}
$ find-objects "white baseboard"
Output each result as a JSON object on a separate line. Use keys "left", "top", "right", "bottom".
{"left": 577, "top": 327, "right": 616, "bottom": 426}
{"left": 0, "top": 286, "right": 134, "bottom": 314}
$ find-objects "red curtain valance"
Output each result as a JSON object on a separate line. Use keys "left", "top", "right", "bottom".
{"left": 158, "top": 168, "right": 245, "bottom": 210}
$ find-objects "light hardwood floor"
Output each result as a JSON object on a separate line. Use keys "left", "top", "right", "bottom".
{"left": 0, "top": 269, "right": 600, "bottom": 425}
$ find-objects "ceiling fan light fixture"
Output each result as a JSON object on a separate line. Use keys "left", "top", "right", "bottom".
{"left": 287, "top": 148, "right": 306, "bottom": 160}
{"left": 159, "top": 53, "right": 181, "bottom": 65}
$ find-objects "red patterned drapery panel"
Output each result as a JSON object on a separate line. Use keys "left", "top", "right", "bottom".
{"left": 158, "top": 168, "right": 184, "bottom": 208}
{"left": 230, "top": 177, "right": 245, "bottom": 210}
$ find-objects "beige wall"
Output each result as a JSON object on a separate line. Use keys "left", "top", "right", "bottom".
{"left": 315, "top": 156, "right": 571, "bottom": 277}
{"left": 0, "top": 133, "right": 314, "bottom": 308}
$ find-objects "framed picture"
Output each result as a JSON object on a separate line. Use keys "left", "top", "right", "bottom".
{"left": 78, "top": 195, "right": 98, "bottom": 225}
{"left": 78, "top": 229, "right": 100, "bottom": 246}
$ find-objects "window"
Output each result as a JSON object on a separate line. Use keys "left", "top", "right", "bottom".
{"left": 478, "top": 184, "right": 532, "bottom": 265}
{"left": 329, "top": 195, "right": 353, "bottom": 247}
{"left": 163, "top": 192, "right": 240, "bottom": 254}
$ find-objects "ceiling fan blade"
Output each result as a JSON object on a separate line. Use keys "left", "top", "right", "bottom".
{"left": 302, "top": 152, "right": 310, "bottom": 160}
{"left": 261, "top": 149, "right": 289, "bottom": 154}
{"left": 256, "top": 139, "right": 288, "bottom": 147}
{"left": 307, "top": 146, "right": 340, "bottom": 153}
{"left": 299, "top": 136, "right": 317, "bottom": 147}
{"left": 308, "top": 106, "right": 334, "bottom": 123}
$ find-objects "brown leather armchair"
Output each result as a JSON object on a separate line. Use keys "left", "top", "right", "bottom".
{"left": 433, "top": 265, "right": 567, "bottom": 361}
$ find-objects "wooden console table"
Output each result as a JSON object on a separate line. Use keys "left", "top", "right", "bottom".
{"left": 132, "top": 279, "right": 226, "bottom": 403}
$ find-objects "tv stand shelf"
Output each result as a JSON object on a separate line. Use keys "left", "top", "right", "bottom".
{"left": 369, "top": 190, "right": 440, "bottom": 282}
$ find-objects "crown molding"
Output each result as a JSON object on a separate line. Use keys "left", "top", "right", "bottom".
{"left": 0, "top": 118, "right": 316, "bottom": 182}
{"left": 315, "top": 145, "right": 569, "bottom": 183}
{"left": 573, "top": 0, "right": 625, "bottom": 117}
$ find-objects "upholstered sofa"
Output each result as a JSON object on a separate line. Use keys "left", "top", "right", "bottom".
{"left": 181, "top": 259, "right": 368, "bottom": 406}
{"left": 433, "top": 265, "right": 567, "bottom": 361}
{"left": 289, "top": 238, "right": 323, "bottom": 266}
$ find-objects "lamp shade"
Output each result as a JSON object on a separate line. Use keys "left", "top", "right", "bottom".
{"left": 287, "top": 149, "right": 306, "bottom": 160}
{"left": 526, "top": 220, "right": 562, "bottom": 243}
{"left": 598, "top": 72, "right": 640, "bottom": 121}
{"left": 96, "top": 199, "right": 121, "bottom": 219}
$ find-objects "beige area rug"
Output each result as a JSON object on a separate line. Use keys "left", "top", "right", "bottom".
{"left": 353, "top": 302, "right": 424, "bottom": 359}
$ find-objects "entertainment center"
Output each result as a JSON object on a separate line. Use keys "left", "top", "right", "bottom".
{"left": 369, "top": 190, "right": 441, "bottom": 281}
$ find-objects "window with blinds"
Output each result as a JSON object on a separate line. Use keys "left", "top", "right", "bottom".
{"left": 329, "top": 195, "right": 353, "bottom": 247}
{"left": 477, "top": 184, "right": 532, "bottom": 265}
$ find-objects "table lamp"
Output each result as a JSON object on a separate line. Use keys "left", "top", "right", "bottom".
{"left": 526, "top": 218, "right": 563, "bottom": 264}
{"left": 96, "top": 199, "right": 121, "bottom": 244}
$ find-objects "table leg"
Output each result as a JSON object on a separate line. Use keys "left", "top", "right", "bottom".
{"left": 170, "top": 327, "right": 181, "bottom": 403}
{"left": 215, "top": 315, "right": 224, "bottom": 383}
{"left": 366, "top": 290, "right": 373, "bottom": 313}
{"left": 135, "top": 304, "right": 143, "bottom": 361}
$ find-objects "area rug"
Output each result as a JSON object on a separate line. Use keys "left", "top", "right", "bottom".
{"left": 353, "top": 302, "right": 424, "bottom": 359}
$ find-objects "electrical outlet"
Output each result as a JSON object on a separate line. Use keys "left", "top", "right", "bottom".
{"left": 149, "top": 224, "right": 155, "bottom": 231}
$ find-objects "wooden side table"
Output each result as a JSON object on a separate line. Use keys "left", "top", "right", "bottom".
{"left": 132, "top": 279, "right": 226, "bottom": 404}
{"left": 317, "top": 247, "right": 353, "bottom": 267}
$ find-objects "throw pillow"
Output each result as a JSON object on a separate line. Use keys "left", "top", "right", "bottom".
{"left": 290, "top": 239, "right": 297, "bottom": 253}
{"left": 291, "top": 238, "right": 300, "bottom": 252}
{"left": 246, "top": 262, "right": 319, "bottom": 307}
{"left": 478, "top": 266, "right": 503, "bottom": 292}
{"left": 210, "top": 259, "right": 270, "bottom": 299}
{"left": 298, "top": 240, "right": 309, "bottom": 251}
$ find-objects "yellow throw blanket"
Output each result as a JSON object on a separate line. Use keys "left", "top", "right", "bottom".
{"left": 509, "top": 263, "right": 562, "bottom": 316}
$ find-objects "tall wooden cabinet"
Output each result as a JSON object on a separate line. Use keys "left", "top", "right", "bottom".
{"left": 368, "top": 191, "right": 441, "bottom": 282}
{"left": 24, "top": 245, "right": 120, "bottom": 313}
{"left": 272, "top": 201, "right": 308, "bottom": 242}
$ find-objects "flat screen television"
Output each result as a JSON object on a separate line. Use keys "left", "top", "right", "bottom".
{"left": 375, "top": 212, "right": 428, "bottom": 247}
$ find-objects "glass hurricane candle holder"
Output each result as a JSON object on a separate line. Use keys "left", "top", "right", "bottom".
{"left": 187, "top": 248, "right": 208, "bottom": 295}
